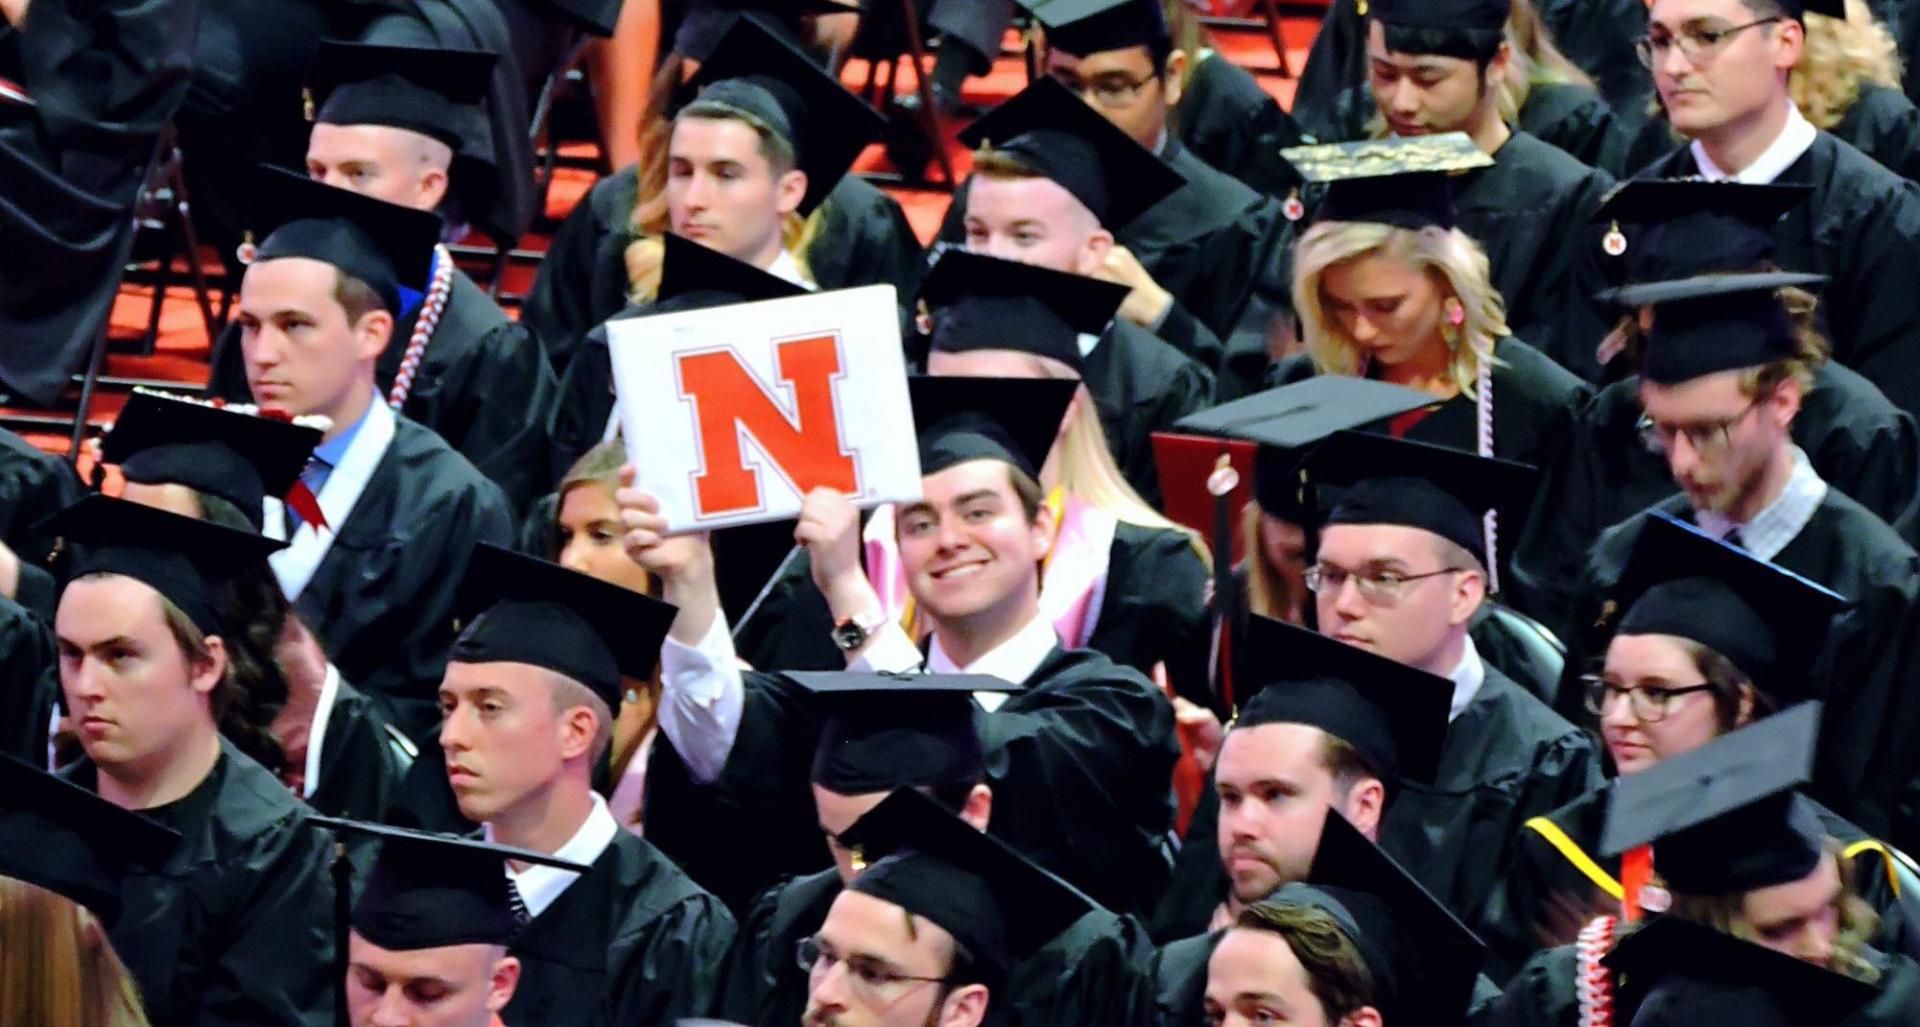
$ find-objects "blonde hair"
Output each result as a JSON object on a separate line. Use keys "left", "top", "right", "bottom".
{"left": 0, "top": 877, "right": 149, "bottom": 1027}
{"left": 1499, "top": 0, "right": 1596, "bottom": 119}
{"left": 1791, "top": 0, "right": 1904, "bottom": 131}
{"left": 1241, "top": 501, "right": 1301, "bottom": 623}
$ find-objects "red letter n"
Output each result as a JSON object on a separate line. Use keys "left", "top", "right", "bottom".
{"left": 676, "top": 334, "right": 859, "bottom": 518}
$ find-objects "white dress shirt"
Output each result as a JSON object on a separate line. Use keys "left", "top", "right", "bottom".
{"left": 654, "top": 612, "right": 747, "bottom": 784}
{"left": 1691, "top": 101, "right": 1818, "bottom": 184}
{"left": 1447, "top": 636, "right": 1489, "bottom": 722}
{"left": 497, "top": 792, "right": 619, "bottom": 919}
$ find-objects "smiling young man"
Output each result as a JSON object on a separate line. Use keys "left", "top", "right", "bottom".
{"left": 1636, "top": 0, "right": 1920, "bottom": 417}
{"left": 436, "top": 543, "right": 735, "bottom": 1025}
{"left": 233, "top": 167, "right": 513, "bottom": 740}
{"left": 46, "top": 496, "right": 337, "bottom": 1026}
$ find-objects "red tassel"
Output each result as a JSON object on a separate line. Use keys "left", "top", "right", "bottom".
{"left": 286, "top": 482, "right": 329, "bottom": 533}
{"left": 1620, "top": 844, "right": 1654, "bottom": 923}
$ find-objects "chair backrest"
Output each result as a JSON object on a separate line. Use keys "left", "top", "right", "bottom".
{"left": 1470, "top": 601, "right": 1567, "bottom": 705}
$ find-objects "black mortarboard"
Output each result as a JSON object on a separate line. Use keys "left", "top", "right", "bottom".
{"left": 920, "top": 250, "right": 1128, "bottom": 375}
{"left": 690, "top": 15, "right": 886, "bottom": 216}
{"left": 1234, "top": 615, "right": 1451, "bottom": 786}
{"left": 39, "top": 495, "right": 287, "bottom": 634}
{"left": 1785, "top": 0, "right": 1848, "bottom": 21}
{"left": 1602, "top": 916, "right": 1878, "bottom": 1026}
{"left": 959, "top": 77, "right": 1186, "bottom": 228}
{"left": 1609, "top": 512, "right": 1847, "bottom": 704}
{"left": 1602, "top": 272, "right": 1829, "bottom": 385}
{"left": 311, "top": 815, "right": 586, "bottom": 951}
{"left": 1022, "top": 0, "right": 1169, "bottom": 57}
{"left": 787, "top": 671, "right": 1019, "bottom": 794}
{"left": 839, "top": 788, "right": 1094, "bottom": 980}
{"left": 309, "top": 41, "right": 495, "bottom": 154}
{"left": 657, "top": 231, "right": 811, "bottom": 310}
{"left": 0, "top": 752, "right": 181, "bottom": 925}
{"left": 103, "top": 390, "right": 322, "bottom": 529}
{"left": 450, "top": 544, "right": 678, "bottom": 711}
{"left": 1304, "top": 431, "right": 1536, "bottom": 564}
{"left": 1274, "top": 813, "right": 1486, "bottom": 1025}
{"left": 1601, "top": 702, "right": 1827, "bottom": 895}
{"left": 1369, "top": 0, "right": 1508, "bottom": 31}
{"left": 910, "top": 375, "right": 1075, "bottom": 480}
{"left": 1282, "top": 134, "right": 1494, "bottom": 231}
{"left": 1172, "top": 378, "right": 1436, "bottom": 520}
{"left": 1591, "top": 180, "right": 1811, "bottom": 279}
{"left": 673, "top": 3, "right": 860, "bottom": 62}
{"left": 246, "top": 165, "right": 440, "bottom": 313}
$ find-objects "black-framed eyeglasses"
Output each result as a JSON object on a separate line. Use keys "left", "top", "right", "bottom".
{"left": 1634, "top": 16, "right": 1782, "bottom": 68}
{"left": 797, "top": 937, "right": 951, "bottom": 1005}
{"left": 1636, "top": 395, "right": 1765, "bottom": 457}
{"left": 1047, "top": 68, "right": 1158, "bottom": 108}
{"left": 1304, "top": 563, "right": 1464, "bottom": 605}
{"left": 1582, "top": 675, "right": 1717, "bottom": 721}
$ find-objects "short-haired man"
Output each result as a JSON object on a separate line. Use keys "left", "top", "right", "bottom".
{"left": 1569, "top": 273, "right": 1920, "bottom": 854}
{"left": 47, "top": 496, "right": 337, "bottom": 1025}
{"left": 437, "top": 544, "right": 736, "bottom": 1025}
{"left": 1637, "top": 0, "right": 1920, "bottom": 417}
{"left": 233, "top": 168, "right": 513, "bottom": 739}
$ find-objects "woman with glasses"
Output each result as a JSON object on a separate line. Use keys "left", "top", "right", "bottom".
{"left": 1481, "top": 513, "right": 1920, "bottom": 990}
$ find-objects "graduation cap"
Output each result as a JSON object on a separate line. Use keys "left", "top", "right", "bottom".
{"left": 1021, "top": 0, "right": 1170, "bottom": 57}
{"left": 959, "top": 77, "right": 1186, "bottom": 228}
{"left": 1590, "top": 179, "right": 1811, "bottom": 276}
{"left": 1302, "top": 431, "right": 1536, "bottom": 568}
{"left": 102, "top": 390, "right": 323, "bottom": 530}
{"left": 308, "top": 40, "right": 496, "bottom": 155}
{"left": 1601, "top": 916, "right": 1879, "bottom": 1026}
{"left": 673, "top": 2, "right": 861, "bottom": 62}
{"left": 1601, "top": 272, "right": 1830, "bottom": 385}
{"left": 910, "top": 375, "right": 1076, "bottom": 480}
{"left": 1273, "top": 813, "right": 1486, "bottom": 1025}
{"left": 1601, "top": 702, "right": 1828, "bottom": 895}
{"left": 0, "top": 752, "right": 181, "bottom": 926}
{"left": 919, "top": 249, "right": 1128, "bottom": 375}
{"left": 838, "top": 788, "right": 1094, "bottom": 981}
{"left": 311, "top": 815, "right": 587, "bottom": 951}
{"left": 1281, "top": 134, "right": 1493, "bottom": 232}
{"left": 786, "top": 671, "right": 1020, "bottom": 794}
{"left": 1785, "top": 0, "right": 1848, "bottom": 20}
{"left": 450, "top": 544, "right": 679, "bottom": 711}
{"left": 690, "top": 15, "right": 886, "bottom": 216}
{"left": 38, "top": 495, "right": 288, "bottom": 634}
{"left": 245, "top": 165, "right": 441, "bottom": 314}
{"left": 1234, "top": 616, "right": 1451, "bottom": 785}
{"left": 1608, "top": 512, "right": 1847, "bottom": 705}
{"left": 1369, "top": 0, "right": 1508, "bottom": 30}
{"left": 656, "top": 231, "right": 810, "bottom": 311}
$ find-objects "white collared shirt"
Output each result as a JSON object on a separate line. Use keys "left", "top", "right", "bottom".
{"left": 854, "top": 612, "right": 1060, "bottom": 712}
{"left": 1447, "top": 636, "right": 1488, "bottom": 722}
{"left": 497, "top": 793, "right": 619, "bottom": 920}
{"left": 1693, "top": 446, "right": 1828, "bottom": 561}
{"left": 1691, "top": 102, "right": 1818, "bottom": 184}
{"left": 300, "top": 663, "right": 344, "bottom": 800}
{"left": 767, "top": 249, "right": 814, "bottom": 290}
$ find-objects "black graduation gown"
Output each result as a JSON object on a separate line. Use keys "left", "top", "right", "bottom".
{"left": 0, "top": 426, "right": 81, "bottom": 619}
{"left": 730, "top": 524, "right": 1215, "bottom": 707}
{"left": 1088, "top": 320, "right": 1218, "bottom": 508}
{"left": 504, "top": 830, "right": 737, "bottom": 1026}
{"left": 1519, "top": 81, "right": 1628, "bottom": 176}
{"left": 306, "top": 676, "right": 413, "bottom": 823}
{"left": 0, "top": 593, "right": 55, "bottom": 765}
{"left": 1379, "top": 665, "right": 1602, "bottom": 924}
{"left": 211, "top": 266, "right": 556, "bottom": 520}
{"left": 1514, "top": 364, "right": 1920, "bottom": 637}
{"left": 1641, "top": 132, "right": 1920, "bottom": 417}
{"left": 1832, "top": 81, "right": 1920, "bottom": 184}
{"left": 1289, "top": 0, "right": 1369, "bottom": 143}
{"left": 292, "top": 416, "right": 514, "bottom": 740}
{"left": 1537, "top": 0, "right": 1655, "bottom": 139}
{"left": 1570, "top": 499, "right": 1920, "bottom": 856}
{"left": 64, "top": 740, "right": 336, "bottom": 1026}
{"left": 719, "top": 867, "right": 1156, "bottom": 1027}
{"left": 647, "top": 647, "right": 1180, "bottom": 920}
{"left": 0, "top": 0, "right": 193, "bottom": 406}
{"left": 1174, "top": 50, "right": 1306, "bottom": 198}
{"left": 521, "top": 166, "right": 925, "bottom": 376}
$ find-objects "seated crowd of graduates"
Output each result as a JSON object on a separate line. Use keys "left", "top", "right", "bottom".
{"left": 12, "top": 0, "right": 1920, "bottom": 1024}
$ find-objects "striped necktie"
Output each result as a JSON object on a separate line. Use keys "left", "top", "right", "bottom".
{"left": 506, "top": 877, "right": 532, "bottom": 927}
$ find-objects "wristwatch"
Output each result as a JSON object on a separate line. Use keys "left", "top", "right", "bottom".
{"left": 831, "top": 609, "right": 888, "bottom": 652}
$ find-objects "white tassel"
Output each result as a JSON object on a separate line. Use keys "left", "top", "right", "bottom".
{"left": 1475, "top": 347, "right": 1499, "bottom": 594}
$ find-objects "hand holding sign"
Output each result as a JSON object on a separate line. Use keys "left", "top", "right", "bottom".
{"left": 607, "top": 285, "right": 922, "bottom": 534}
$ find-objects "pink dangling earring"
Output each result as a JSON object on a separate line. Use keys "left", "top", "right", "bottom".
{"left": 1446, "top": 298, "right": 1467, "bottom": 327}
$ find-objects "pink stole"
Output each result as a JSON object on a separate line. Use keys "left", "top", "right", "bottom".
{"left": 862, "top": 490, "right": 1117, "bottom": 648}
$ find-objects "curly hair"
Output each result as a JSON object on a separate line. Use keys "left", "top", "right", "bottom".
{"left": 1790, "top": 0, "right": 1904, "bottom": 131}
{"left": 1666, "top": 838, "right": 1883, "bottom": 985}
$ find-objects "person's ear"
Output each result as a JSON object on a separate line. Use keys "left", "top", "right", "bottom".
{"left": 418, "top": 166, "right": 450, "bottom": 212}
{"left": 1162, "top": 49, "right": 1188, "bottom": 107}
{"left": 353, "top": 308, "right": 394, "bottom": 365}
{"left": 487, "top": 955, "right": 522, "bottom": 1012}
{"left": 559, "top": 704, "right": 599, "bottom": 761}
{"left": 1075, "top": 228, "right": 1116, "bottom": 277}
{"left": 961, "top": 784, "right": 994, "bottom": 831}
{"left": 1343, "top": 777, "right": 1387, "bottom": 842}
{"left": 775, "top": 168, "right": 809, "bottom": 218}
{"left": 1773, "top": 19, "right": 1804, "bottom": 76}
{"left": 1029, "top": 492, "right": 1058, "bottom": 561}
{"left": 1340, "top": 1006, "right": 1385, "bottom": 1027}
{"left": 939, "top": 982, "right": 991, "bottom": 1027}
{"left": 1770, "top": 378, "right": 1803, "bottom": 429}
{"left": 1449, "top": 566, "right": 1486, "bottom": 627}
{"left": 189, "top": 635, "right": 229, "bottom": 699}
{"left": 1484, "top": 41, "right": 1512, "bottom": 92}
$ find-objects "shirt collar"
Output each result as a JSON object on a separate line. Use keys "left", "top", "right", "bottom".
{"left": 312, "top": 396, "right": 378, "bottom": 468}
{"left": 766, "top": 248, "right": 815, "bottom": 290}
{"left": 1691, "top": 101, "right": 1817, "bottom": 184}
{"left": 496, "top": 793, "right": 618, "bottom": 920}
{"left": 926, "top": 611, "right": 1059, "bottom": 701}
{"left": 1693, "top": 446, "right": 1827, "bottom": 561}
{"left": 1447, "top": 635, "right": 1487, "bottom": 722}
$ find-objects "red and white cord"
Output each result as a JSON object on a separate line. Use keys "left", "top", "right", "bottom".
{"left": 387, "top": 244, "right": 454, "bottom": 410}
{"left": 1575, "top": 914, "right": 1618, "bottom": 1027}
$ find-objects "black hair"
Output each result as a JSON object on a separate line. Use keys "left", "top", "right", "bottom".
{"left": 1381, "top": 23, "right": 1505, "bottom": 68}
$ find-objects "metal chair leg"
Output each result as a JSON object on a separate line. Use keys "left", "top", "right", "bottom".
{"left": 895, "top": 0, "right": 956, "bottom": 189}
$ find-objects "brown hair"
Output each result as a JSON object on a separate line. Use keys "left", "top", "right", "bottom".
{"left": 0, "top": 876, "right": 150, "bottom": 1027}
{"left": 1241, "top": 501, "right": 1302, "bottom": 625}
{"left": 1318, "top": 733, "right": 1386, "bottom": 800}
{"left": 1619, "top": 284, "right": 1830, "bottom": 398}
{"left": 331, "top": 268, "right": 387, "bottom": 324}
{"left": 1666, "top": 838, "right": 1882, "bottom": 983}
{"left": 1234, "top": 899, "right": 1377, "bottom": 1023}
{"left": 969, "top": 147, "right": 1042, "bottom": 181}
{"left": 1678, "top": 639, "right": 1777, "bottom": 731}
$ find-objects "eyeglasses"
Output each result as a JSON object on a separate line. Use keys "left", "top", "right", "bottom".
{"left": 1303, "top": 563, "right": 1463, "bottom": 605}
{"left": 1582, "top": 675, "right": 1716, "bottom": 721}
{"left": 797, "top": 937, "right": 951, "bottom": 1006}
{"left": 1634, "top": 16, "right": 1782, "bottom": 68}
{"left": 1637, "top": 396, "right": 1764, "bottom": 457}
{"left": 1048, "top": 69, "right": 1158, "bottom": 108}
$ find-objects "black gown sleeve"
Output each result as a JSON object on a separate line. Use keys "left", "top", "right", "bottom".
{"left": 606, "top": 888, "right": 739, "bottom": 1024}
{"left": 1833, "top": 82, "right": 1920, "bottom": 184}
{"left": 0, "top": 593, "right": 54, "bottom": 765}
{"left": 519, "top": 168, "right": 640, "bottom": 374}
{"left": 807, "top": 175, "right": 926, "bottom": 299}
{"left": 1089, "top": 526, "right": 1212, "bottom": 706}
